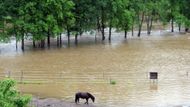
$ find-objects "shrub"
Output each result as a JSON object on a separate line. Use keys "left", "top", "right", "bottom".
{"left": 110, "top": 79, "right": 116, "bottom": 85}
{"left": 0, "top": 78, "right": 31, "bottom": 107}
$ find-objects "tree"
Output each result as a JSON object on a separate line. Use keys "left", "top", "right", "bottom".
{"left": 181, "top": 0, "right": 190, "bottom": 32}
{"left": 115, "top": 0, "right": 132, "bottom": 39}
{"left": 72, "top": 0, "right": 97, "bottom": 45}
{"left": 129, "top": 0, "right": 146, "bottom": 37}
{"left": 118, "top": 10, "right": 132, "bottom": 39}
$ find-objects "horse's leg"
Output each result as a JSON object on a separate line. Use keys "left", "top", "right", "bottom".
{"left": 85, "top": 98, "right": 89, "bottom": 104}
{"left": 78, "top": 98, "right": 80, "bottom": 103}
{"left": 75, "top": 97, "right": 78, "bottom": 104}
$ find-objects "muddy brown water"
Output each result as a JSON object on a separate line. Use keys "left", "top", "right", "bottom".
{"left": 0, "top": 31, "right": 190, "bottom": 107}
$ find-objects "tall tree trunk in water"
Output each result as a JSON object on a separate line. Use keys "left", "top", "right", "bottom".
{"left": 97, "top": 17, "right": 101, "bottom": 32}
{"left": 47, "top": 30, "right": 50, "bottom": 48}
{"left": 146, "top": 15, "right": 150, "bottom": 34}
{"left": 101, "top": 7, "right": 105, "bottom": 41}
{"left": 59, "top": 36, "right": 62, "bottom": 46}
{"left": 33, "top": 40, "right": 36, "bottom": 48}
{"left": 47, "top": 35, "right": 50, "bottom": 48}
{"left": 178, "top": 23, "right": 181, "bottom": 32}
{"left": 67, "top": 29, "right": 70, "bottom": 47}
{"left": 57, "top": 36, "right": 59, "bottom": 47}
{"left": 75, "top": 33, "right": 78, "bottom": 45}
{"left": 101, "top": 24, "right": 105, "bottom": 40}
{"left": 148, "top": 16, "right": 153, "bottom": 35}
{"left": 138, "top": 12, "right": 145, "bottom": 37}
{"left": 124, "top": 29, "right": 127, "bottom": 39}
{"left": 59, "top": 33, "right": 62, "bottom": 46}
{"left": 132, "top": 19, "right": 134, "bottom": 36}
{"left": 41, "top": 39, "right": 45, "bottom": 48}
{"left": 185, "top": 28, "right": 189, "bottom": 32}
{"left": 171, "top": 17, "right": 174, "bottom": 32}
{"left": 108, "top": 19, "right": 112, "bottom": 41}
{"left": 21, "top": 34, "right": 24, "bottom": 51}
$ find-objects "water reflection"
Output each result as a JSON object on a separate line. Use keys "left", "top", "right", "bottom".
{"left": 149, "top": 83, "right": 158, "bottom": 90}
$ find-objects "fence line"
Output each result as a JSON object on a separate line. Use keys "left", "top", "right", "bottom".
{"left": 0, "top": 70, "right": 148, "bottom": 84}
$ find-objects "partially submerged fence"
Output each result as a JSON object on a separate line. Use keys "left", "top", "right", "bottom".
{"left": 0, "top": 70, "right": 111, "bottom": 84}
{"left": 0, "top": 70, "right": 149, "bottom": 84}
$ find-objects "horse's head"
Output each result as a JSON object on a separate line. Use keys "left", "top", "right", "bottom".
{"left": 91, "top": 96, "right": 95, "bottom": 102}
{"left": 88, "top": 93, "right": 95, "bottom": 102}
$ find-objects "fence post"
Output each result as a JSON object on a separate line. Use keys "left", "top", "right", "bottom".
{"left": 60, "top": 71, "right": 63, "bottom": 79}
{"left": 5, "top": 71, "right": 11, "bottom": 78}
{"left": 103, "top": 71, "right": 105, "bottom": 79}
{"left": 20, "top": 71, "right": 23, "bottom": 83}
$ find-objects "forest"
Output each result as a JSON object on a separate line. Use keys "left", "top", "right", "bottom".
{"left": 0, "top": 0, "right": 190, "bottom": 50}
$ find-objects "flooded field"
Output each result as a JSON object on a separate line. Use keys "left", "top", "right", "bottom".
{"left": 0, "top": 31, "right": 190, "bottom": 107}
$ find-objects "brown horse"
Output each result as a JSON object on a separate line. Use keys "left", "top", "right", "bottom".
{"left": 75, "top": 92, "right": 95, "bottom": 104}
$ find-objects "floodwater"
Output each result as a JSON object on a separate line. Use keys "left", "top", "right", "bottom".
{"left": 0, "top": 30, "right": 190, "bottom": 107}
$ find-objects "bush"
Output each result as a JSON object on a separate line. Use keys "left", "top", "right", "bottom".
{"left": 110, "top": 79, "right": 116, "bottom": 85}
{"left": 0, "top": 78, "right": 31, "bottom": 107}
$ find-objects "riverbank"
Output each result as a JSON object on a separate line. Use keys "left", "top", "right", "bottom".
{"left": 30, "top": 98, "right": 97, "bottom": 107}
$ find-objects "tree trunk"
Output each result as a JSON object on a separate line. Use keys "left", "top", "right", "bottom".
{"left": 102, "top": 27, "right": 105, "bottom": 40}
{"left": 148, "top": 16, "right": 153, "bottom": 35}
{"left": 21, "top": 35, "right": 24, "bottom": 51}
{"left": 67, "top": 29, "right": 70, "bottom": 47}
{"left": 97, "top": 17, "right": 101, "bottom": 32}
{"left": 101, "top": 26, "right": 105, "bottom": 40}
{"left": 171, "top": 17, "right": 174, "bottom": 32}
{"left": 185, "top": 28, "right": 189, "bottom": 32}
{"left": 41, "top": 39, "right": 45, "bottom": 48}
{"left": 33, "top": 40, "right": 36, "bottom": 48}
{"left": 47, "top": 30, "right": 50, "bottom": 48}
{"left": 132, "top": 23, "right": 134, "bottom": 36}
{"left": 47, "top": 35, "right": 50, "bottom": 48}
{"left": 75, "top": 33, "right": 78, "bottom": 45}
{"left": 59, "top": 33, "right": 62, "bottom": 46}
{"left": 178, "top": 23, "right": 181, "bottom": 32}
{"left": 57, "top": 36, "right": 59, "bottom": 47}
{"left": 101, "top": 7, "right": 105, "bottom": 41}
{"left": 124, "top": 29, "right": 127, "bottom": 39}
{"left": 138, "top": 12, "right": 145, "bottom": 37}
{"left": 108, "top": 20, "right": 112, "bottom": 41}
{"left": 146, "top": 15, "right": 150, "bottom": 34}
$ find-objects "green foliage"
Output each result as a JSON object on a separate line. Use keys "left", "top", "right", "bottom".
{"left": 0, "top": 78, "right": 31, "bottom": 107}
{"left": 1, "top": 0, "right": 190, "bottom": 44}
{"left": 185, "top": 19, "right": 190, "bottom": 28}
{"left": 110, "top": 79, "right": 116, "bottom": 85}
{"left": 117, "top": 10, "right": 132, "bottom": 31}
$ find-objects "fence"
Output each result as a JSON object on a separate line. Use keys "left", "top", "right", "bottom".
{"left": 0, "top": 70, "right": 148, "bottom": 84}
{"left": 0, "top": 70, "right": 113, "bottom": 84}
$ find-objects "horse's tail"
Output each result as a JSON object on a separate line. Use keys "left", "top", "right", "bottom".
{"left": 75, "top": 94, "right": 78, "bottom": 103}
{"left": 87, "top": 92, "right": 95, "bottom": 102}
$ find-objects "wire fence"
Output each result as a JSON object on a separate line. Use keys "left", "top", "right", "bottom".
{"left": 0, "top": 70, "right": 113, "bottom": 84}
{"left": 0, "top": 70, "right": 149, "bottom": 84}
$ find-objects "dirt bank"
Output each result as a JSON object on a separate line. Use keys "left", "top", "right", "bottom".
{"left": 30, "top": 98, "right": 97, "bottom": 107}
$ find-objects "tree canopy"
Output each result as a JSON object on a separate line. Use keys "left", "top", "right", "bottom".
{"left": 0, "top": 0, "right": 190, "bottom": 49}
